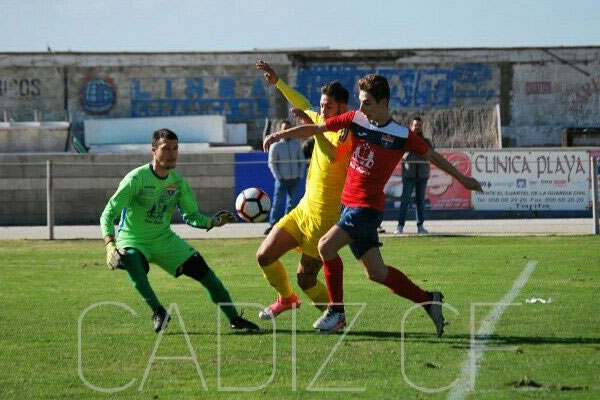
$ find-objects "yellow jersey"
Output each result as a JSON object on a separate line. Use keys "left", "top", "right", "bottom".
{"left": 274, "top": 79, "right": 352, "bottom": 219}
{"left": 297, "top": 110, "right": 351, "bottom": 219}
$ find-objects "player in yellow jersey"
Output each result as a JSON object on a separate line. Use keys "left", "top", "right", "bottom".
{"left": 254, "top": 60, "right": 352, "bottom": 320}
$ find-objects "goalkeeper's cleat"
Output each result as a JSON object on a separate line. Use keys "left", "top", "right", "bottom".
{"left": 426, "top": 291, "right": 445, "bottom": 337}
{"left": 313, "top": 307, "right": 346, "bottom": 333}
{"left": 152, "top": 306, "right": 170, "bottom": 333}
{"left": 258, "top": 294, "right": 301, "bottom": 320}
{"left": 230, "top": 314, "right": 260, "bottom": 332}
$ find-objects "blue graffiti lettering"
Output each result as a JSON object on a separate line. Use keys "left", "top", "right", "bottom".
{"left": 131, "top": 77, "right": 268, "bottom": 120}
{"left": 131, "top": 79, "right": 151, "bottom": 100}
{"left": 165, "top": 79, "right": 173, "bottom": 99}
{"left": 218, "top": 77, "right": 235, "bottom": 98}
{"left": 296, "top": 63, "right": 496, "bottom": 109}
{"left": 131, "top": 98, "right": 268, "bottom": 121}
{"left": 250, "top": 77, "right": 266, "bottom": 98}
{"left": 185, "top": 78, "right": 204, "bottom": 98}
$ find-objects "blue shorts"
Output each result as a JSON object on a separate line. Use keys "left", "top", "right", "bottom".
{"left": 336, "top": 206, "right": 383, "bottom": 259}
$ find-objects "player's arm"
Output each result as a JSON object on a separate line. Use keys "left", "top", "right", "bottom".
{"left": 264, "top": 111, "right": 356, "bottom": 152}
{"left": 100, "top": 175, "right": 138, "bottom": 269}
{"left": 275, "top": 79, "right": 311, "bottom": 111}
{"left": 256, "top": 60, "right": 312, "bottom": 111}
{"left": 256, "top": 60, "right": 341, "bottom": 160}
{"left": 100, "top": 175, "right": 138, "bottom": 241}
{"left": 178, "top": 179, "right": 234, "bottom": 230}
{"left": 423, "top": 150, "right": 483, "bottom": 192}
{"left": 291, "top": 108, "right": 336, "bottom": 162}
{"left": 263, "top": 123, "right": 328, "bottom": 152}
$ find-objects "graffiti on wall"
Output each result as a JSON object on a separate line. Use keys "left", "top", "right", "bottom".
{"left": 80, "top": 76, "right": 117, "bottom": 114}
{"left": 525, "top": 81, "right": 552, "bottom": 95}
{"left": 0, "top": 78, "right": 41, "bottom": 98}
{"left": 569, "top": 75, "right": 600, "bottom": 116}
{"left": 130, "top": 77, "right": 268, "bottom": 121}
{"left": 295, "top": 63, "right": 497, "bottom": 109}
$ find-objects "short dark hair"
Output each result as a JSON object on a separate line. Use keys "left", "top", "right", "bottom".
{"left": 152, "top": 128, "right": 178, "bottom": 147}
{"left": 358, "top": 74, "right": 390, "bottom": 104}
{"left": 413, "top": 116, "right": 423, "bottom": 122}
{"left": 321, "top": 81, "right": 349, "bottom": 104}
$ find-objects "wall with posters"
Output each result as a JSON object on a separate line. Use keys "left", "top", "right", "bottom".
{"left": 384, "top": 149, "right": 594, "bottom": 216}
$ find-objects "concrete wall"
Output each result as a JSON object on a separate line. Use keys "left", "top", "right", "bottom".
{"left": 1, "top": 122, "right": 70, "bottom": 152}
{"left": 1, "top": 47, "right": 599, "bottom": 148}
{"left": 0, "top": 152, "right": 235, "bottom": 225}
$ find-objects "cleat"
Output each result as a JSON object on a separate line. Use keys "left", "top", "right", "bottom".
{"left": 394, "top": 225, "right": 404, "bottom": 235}
{"left": 230, "top": 315, "right": 260, "bottom": 332}
{"left": 313, "top": 307, "right": 346, "bottom": 333}
{"left": 417, "top": 225, "right": 429, "bottom": 234}
{"left": 152, "top": 306, "right": 170, "bottom": 333}
{"left": 426, "top": 292, "right": 444, "bottom": 337}
{"left": 258, "top": 294, "right": 301, "bottom": 320}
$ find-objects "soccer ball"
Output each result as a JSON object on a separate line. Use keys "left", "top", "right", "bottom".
{"left": 235, "top": 187, "right": 271, "bottom": 222}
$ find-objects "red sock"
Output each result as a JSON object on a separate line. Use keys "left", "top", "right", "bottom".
{"left": 383, "top": 265, "right": 430, "bottom": 304}
{"left": 323, "top": 256, "right": 344, "bottom": 310}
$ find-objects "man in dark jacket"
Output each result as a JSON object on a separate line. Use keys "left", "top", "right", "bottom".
{"left": 395, "top": 117, "right": 433, "bottom": 234}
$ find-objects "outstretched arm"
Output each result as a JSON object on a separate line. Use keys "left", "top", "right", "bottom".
{"left": 256, "top": 60, "right": 311, "bottom": 110}
{"left": 291, "top": 108, "right": 336, "bottom": 162}
{"left": 263, "top": 124, "right": 328, "bottom": 152}
{"left": 423, "top": 150, "right": 483, "bottom": 192}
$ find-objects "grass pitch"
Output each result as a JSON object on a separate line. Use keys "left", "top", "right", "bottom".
{"left": 0, "top": 236, "right": 599, "bottom": 399}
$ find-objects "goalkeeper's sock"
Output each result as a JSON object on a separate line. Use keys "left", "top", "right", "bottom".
{"left": 123, "top": 250, "right": 161, "bottom": 311}
{"left": 302, "top": 280, "right": 329, "bottom": 310}
{"left": 260, "top": 260, "right": 295, "bottom": 298}
{"left": 199, "top": 269, "right": 239, "bottom": 321}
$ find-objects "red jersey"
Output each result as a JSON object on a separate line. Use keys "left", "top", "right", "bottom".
{"left": 325, "top": 110, "right": 429, "bottom": 211}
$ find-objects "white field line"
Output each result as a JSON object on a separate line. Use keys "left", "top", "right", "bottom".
{"left": 447, "top": 261, "right": 538, "bottom": 400}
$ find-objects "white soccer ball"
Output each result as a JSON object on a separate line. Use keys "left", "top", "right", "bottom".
{"left": 235, "top": 187, "right": 271, "bottom": 223}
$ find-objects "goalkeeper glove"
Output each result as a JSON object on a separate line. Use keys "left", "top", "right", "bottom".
{"left": 209, "top": 210, "right": 236, "bottom": 230}
{"left": 106, "top": 241, "right": 128, "bottom": 270}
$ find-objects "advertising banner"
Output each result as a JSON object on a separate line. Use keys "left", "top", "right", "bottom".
{"left": 384, "top": 151, "right": 473, "bottom": 211}
{"left": 384, "top": 150, "right": 592, "bottom": 212}
{"left": 471, "top": 151, "right": 590, "bottom": 211}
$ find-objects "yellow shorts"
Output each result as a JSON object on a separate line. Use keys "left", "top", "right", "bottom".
{"left": 275, "top": 206, "right": 339, "bottom": 259}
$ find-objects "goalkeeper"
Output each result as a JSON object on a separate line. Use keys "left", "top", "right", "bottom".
{"left": 100, "top": 128, "right": 259, "bottom": 333}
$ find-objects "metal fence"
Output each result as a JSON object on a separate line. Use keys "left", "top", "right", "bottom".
{"left": 0, "top": 156, "right": 598, "bottom": 239}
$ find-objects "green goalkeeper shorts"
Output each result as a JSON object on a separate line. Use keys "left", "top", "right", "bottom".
{"left": 117, "top": 232, "right": 197, "bottom": 277}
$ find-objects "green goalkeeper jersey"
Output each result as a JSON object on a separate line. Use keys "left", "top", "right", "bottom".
{"left": 100, "top": 163, "right": 211, "bottom": 242}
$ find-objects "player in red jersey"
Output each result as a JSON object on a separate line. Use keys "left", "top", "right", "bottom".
{"left": 264, "top": 74, "right": 483, "bottom": 335}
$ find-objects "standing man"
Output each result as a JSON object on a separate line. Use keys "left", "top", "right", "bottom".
{"left": 396, "top": 117, "right": 432, "bottom": 234}
{"left": 254, "top": 60, "right": 351, "bottom": 320}
{"left": 265, "top": 120, "right": 306, "bottom": 235}
{"left": 264, "top": 74, "right": 483, "bottom": 335}
{"left": 100, "top": 128, "right": 259, "bottom": 333}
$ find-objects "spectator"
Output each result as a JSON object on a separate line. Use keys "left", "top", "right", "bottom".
{"left": 302, "top": 136, "right": 315, "bottom": 161}
{"left": 265, "top": 120, "right": 306, "bottom": 235}
{"left": 395, "top": 117, "right": 433, "bottom": 234}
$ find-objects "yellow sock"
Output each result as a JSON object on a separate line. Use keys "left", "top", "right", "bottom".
{"left": 302, "top": 280, "right": 329, "bottom": 310}
{"left": 260, "top": 260, "right": 294, "bottom": 298}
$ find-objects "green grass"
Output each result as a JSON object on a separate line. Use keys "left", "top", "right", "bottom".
{"left": 0, "top": 236, "right": 599, "bottom": 399}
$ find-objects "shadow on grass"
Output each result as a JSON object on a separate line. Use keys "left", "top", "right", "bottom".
{"left": 167, "top": 329, "right": 600, "bottom": 347}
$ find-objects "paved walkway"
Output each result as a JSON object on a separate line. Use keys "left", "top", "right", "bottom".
{"left": 0, "top": 219, "right": 594, "bottom": 240}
